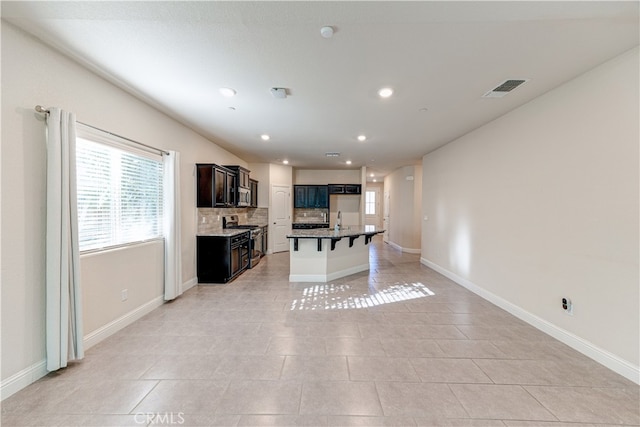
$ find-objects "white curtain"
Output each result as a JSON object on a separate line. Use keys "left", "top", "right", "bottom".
{"left": 163, "top": 150, "right": 182, "bottom": 300}
{"left": 46, "top": 107, "right": 84, "bottom": 371}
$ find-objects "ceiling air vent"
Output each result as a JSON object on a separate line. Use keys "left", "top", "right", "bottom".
{"left": 270, "top": 87, "right": 288, "bottom": 99}
{"left": 482, "top": 79, "right": 529, "bottom": 98}
{"left": 325, "top": 152, "right": 341, "bottom": 157}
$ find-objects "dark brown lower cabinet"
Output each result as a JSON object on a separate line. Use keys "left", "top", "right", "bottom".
{"left": 197, "top": 233, "right": 250, "bottom": 283}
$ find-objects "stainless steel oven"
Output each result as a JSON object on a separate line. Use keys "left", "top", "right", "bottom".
{"left": 223, "top": 215, "right": 262, "bottom": 268}
{"left": 230, "top": 232, "right": 250, "bottom": 276}
{"left": 249, "top": 227, "right": 263, "bottom": 267}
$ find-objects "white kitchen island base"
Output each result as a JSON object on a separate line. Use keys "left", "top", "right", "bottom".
{"left": 287, "top": 227, "right": 384, "bottom": 282}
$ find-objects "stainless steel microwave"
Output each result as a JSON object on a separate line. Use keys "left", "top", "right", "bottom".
{"left": 237, "top": 187, "right": 250, "bottom": 206}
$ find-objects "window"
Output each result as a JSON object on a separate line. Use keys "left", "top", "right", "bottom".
{"left": 365, "top": 190, "right": 376, "bottom": 215}
{"left": 76, "top": 134, "right": 163, "bottom": 252}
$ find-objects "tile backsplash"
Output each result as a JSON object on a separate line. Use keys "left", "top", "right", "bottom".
{"left": 198, "top": 207, "right": 268, "bottom": 234}
{"left": 293, "top": 208, "right": 328, "bottom": 223}
{"left": 247, "top": 207, "right": 268, "bottom": 225}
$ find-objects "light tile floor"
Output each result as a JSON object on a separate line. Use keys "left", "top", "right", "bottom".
{"left": 2, "top": 238, "right": 639, "bottom": 426}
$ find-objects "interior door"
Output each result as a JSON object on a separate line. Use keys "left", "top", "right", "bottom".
{"left": 271, "top": 185, "right": 291, "bottom": 253}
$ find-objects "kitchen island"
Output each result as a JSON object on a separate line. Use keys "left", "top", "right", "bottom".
{"left": 286, "top": 226, "right": 384, "bottom": 282}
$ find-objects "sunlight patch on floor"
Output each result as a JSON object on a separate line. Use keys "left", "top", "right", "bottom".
{"left": 289, "top": 282, "right": 435, "bottom": 310}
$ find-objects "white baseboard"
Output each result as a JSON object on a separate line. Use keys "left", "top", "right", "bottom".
{"left": 1, "top": 360, "right": 48, "bottom": 401}
{"left": 327, "top": 264, "right": 370, "bottom": 282}
{"left": 1, "top": 284, "right": 209, "bottom": 401}
{"left": 289, "top": 264, "right": 369, "bottom": 283}
{"left": 388, "top": 241, "right": 421, "bottom": 254}
{"left": 85, "top": 280, "right": 202, "bottom": 350}
{"left": 420, "top": 257, "right": 640, "bottom": 385}
{"left": 181, "top": 277, "right": 198, "bottom": 293}
{"left": 388, "top": 241, "right": 402, "bottom": 251}
{"left": 402, "top": 248, "right": 421, "bottom": 254}
{"left": 2, "top": 296, "right": 166, "bottom": 401}
{"left": 83, "top": 295, "right": 164, "bottom": 350}
{"left": 289, "top": 274, "right": 327, "bottom": 282}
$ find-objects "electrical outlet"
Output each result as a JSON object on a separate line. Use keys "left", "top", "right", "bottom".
{"left": 121, "top": 289, "right": 128, "bottom": 301}
{"left": 562, "top": 297, "right": 573, "bottom": 315}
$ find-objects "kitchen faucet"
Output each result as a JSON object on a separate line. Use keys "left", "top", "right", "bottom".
{"left": 337, "top": 211, "right": 342, "bottom": 226}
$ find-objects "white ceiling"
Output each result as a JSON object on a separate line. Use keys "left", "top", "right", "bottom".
{"left": 4, "top": 1, "right": 638, "bottom": 179}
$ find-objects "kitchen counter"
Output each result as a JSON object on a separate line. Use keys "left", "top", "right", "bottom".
{"left": 287, "top": 225, "right": 383, "bottom": 239}
{"left": 292, "top": 222, "right": 329, "bottom": 229}
{"left": 249, "top": 223, "right": 269, "bottom": 228}
{"left": 286, "top": 226, "right": 385, "bottom": 282}
{"left": 197, "top": 229, "right": 250, "bottom": 238}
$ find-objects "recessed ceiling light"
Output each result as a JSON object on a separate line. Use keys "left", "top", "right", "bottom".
{"left": 320, "top": 26, "right": 334, "bottom": 38}
{"left": 373, "top": 179, "right": 377, "bottom": 182}
{"left": 219, "top": 87, "right": 236, "bottom": 97}
{"left": 228, "top": 107, "right": 236, "bottom": 111}
{"left": 357, "top": 135, "right": 367, "bottom": 142}
{"left": 419, "top": 107, "right": 428, "bottom": 112}
{"left": 378, "top": 87, "right": 393, "bottom": 98}
{"left": 261, "top": 134, "right": 270, "bottom": 141}
{"left": 370, "top": 173, "right": 374, "bottom": 177}
{"left": 346, "top": 160, "right": 352, "bottom": 165}
{"left": 282, "top": 160, "right": 289, "bottom": 165}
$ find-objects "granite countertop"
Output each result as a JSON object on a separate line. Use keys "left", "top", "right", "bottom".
{"left": 293, "top": 221, "right": 329, "bottom": 225}
{"left": 197, "top": 229, "right": 251, "bottom": 237}
{"left": 293, "top": 222, "right": 330, "bottom": 227}
{"left": 287, "top": 226, "right": 385, "bottom": 239}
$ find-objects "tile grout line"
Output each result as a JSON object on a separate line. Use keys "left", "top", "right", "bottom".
{"left": 519, "top": 384, "right": 562, "bottom": 423}
{"left": 127, "top": 379, "right": 162, "bottom": 417}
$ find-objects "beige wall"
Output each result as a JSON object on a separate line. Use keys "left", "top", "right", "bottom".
{"left": 384, "top": 165, "right": 422, "bottom": 252}
{"left": 294, "top": 169, "right": 361, "bottom": 185}
{"left": 1, "top": 22, "right": 248, "bottom": 394}
{"left": 422, "top": 47, "right": 639, "bottom": 380}
{"left": 329, "top": 194, "right": 361, "bottom": 227}
{"left": 270, "top": 163, "right": 293, "bottom": 188}
{"left": 80, "top": 241, "right": 164, "bottom": 336}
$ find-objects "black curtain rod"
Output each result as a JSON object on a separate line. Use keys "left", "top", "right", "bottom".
{"left": 35, "top": 105, "right": 170, "bottom": 156}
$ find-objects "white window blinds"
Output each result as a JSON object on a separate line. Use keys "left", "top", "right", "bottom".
{"left": 76, "top": 137, "right": 163, "bottom": 252}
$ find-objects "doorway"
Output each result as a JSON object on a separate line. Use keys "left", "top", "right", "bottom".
{"left": 271, "top": 185, "right": 291, "bottom": 253}
{"left": 365, "top": 185, "right": 382, "bottom": 229}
